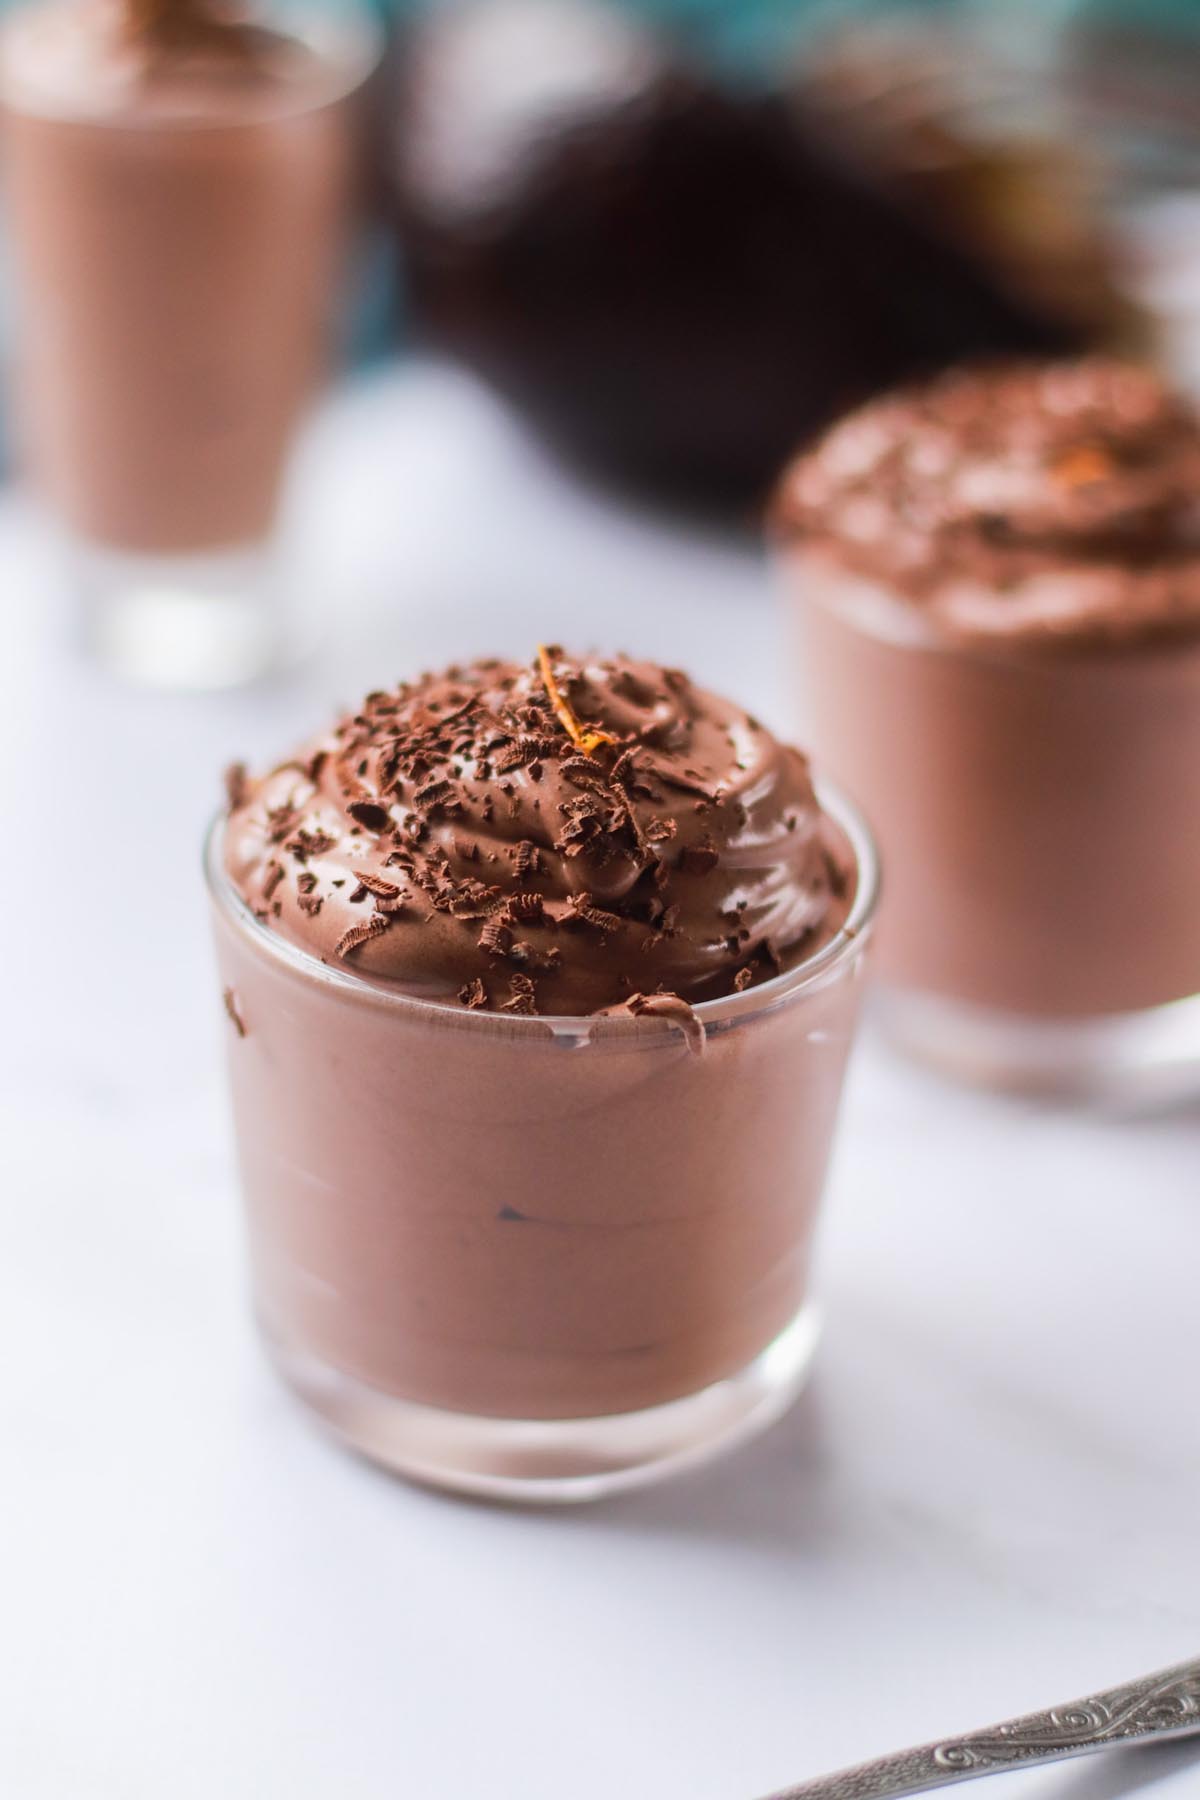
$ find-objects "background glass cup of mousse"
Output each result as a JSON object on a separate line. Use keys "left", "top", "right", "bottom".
{"left": 205, "top": 785, "right": 877, "bottom": 1506}
{"left": 0, "top": 0, "right": 380, "bottom": 687}
{"left": 774, "top": 358, "right": 1200, "bottom": 1104}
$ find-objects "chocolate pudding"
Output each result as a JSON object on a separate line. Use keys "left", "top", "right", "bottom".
{"left": 1, "top": 0, "right": 373, "bottom": 681}
{"left": 776, "top": 358, "right": 1200, "bottom": 1094}
{"left": 209, "top": 651, "right": 877, "bottom": 1498}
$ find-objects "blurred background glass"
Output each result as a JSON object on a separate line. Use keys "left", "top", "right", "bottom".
{"left": 0, "top": 0, "right": 385, "bottom": 687}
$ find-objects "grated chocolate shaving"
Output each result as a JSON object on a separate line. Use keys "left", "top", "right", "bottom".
{"left": 266, "top": 803, "right": 301, "bottom": 845}
{"left": 284, "top": 828, "right": 336, "bottom": 862}
{"left": 224, "top": 762, "right": 249, "bottom": 813}
{"left": 335, "top": 913, "right": 395, "bottom": 958}
{"left": 563, "top": 893, "right": 625, "bottom": 934}
{"left": 478, "top": 920, "right": 514, "bottom": 958}
{"left": 347, "top": 800, "right": 390, "bottom": 833}
{"left": 506, "top": 892, "right": 546, "bottom": 924}
{"left": 501, "top": 973, "right": 539, "bottom": 1015}
{"left": 513, "top": 840, "right": 542, "bottom": 879}
{"left": 352, "top": 871, "right": 404, "bottom": 900}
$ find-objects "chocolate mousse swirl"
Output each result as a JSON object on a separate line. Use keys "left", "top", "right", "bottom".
{"left": 224, "top": 651, "right": 853, "bottom": 1015}
{"left": 776, "top": 358, "right": 1200, "bottom": 649}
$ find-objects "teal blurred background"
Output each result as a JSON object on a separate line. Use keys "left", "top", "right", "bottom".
{"left": 379, "top": 0, "right": 1200, "bottom": 70}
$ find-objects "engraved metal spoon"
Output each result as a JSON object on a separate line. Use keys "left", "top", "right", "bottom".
{"left": 757, "top": 1655, "right": 1200, "bottom": 1799}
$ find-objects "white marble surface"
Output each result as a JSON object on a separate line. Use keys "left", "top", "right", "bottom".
{"left": 2, "top": 363, "right": 1199, "bottom": 1800}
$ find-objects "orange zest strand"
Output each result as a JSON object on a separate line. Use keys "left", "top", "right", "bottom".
{"left": 1052, "top": 445, "right": 1113, "bottom": 490}
{"left": 537, "top": 645, "right": 617, "bottom": 758}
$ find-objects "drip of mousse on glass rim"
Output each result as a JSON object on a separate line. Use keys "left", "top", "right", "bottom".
{"left": 0, "top": 0, "right": 376, "bottom": 685}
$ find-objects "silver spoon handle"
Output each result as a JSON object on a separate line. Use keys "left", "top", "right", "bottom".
{"left": 758, "top": 1656, "right": 1200, "bottom": 1800}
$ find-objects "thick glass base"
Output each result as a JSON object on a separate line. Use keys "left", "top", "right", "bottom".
{"left": 877, "top": 986, "right": 1200, "bottom": 1107}
{"left": 72, "top": 537, "right": 295, "bottom": 688}
{"left": 264, "top": 1305, "right": 822, "bottom": 1504}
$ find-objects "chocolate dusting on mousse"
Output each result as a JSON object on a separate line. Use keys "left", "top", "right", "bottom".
{"left": 776, "top": 358, "right": 1200, "bottom": 650}
{"left": 222, "top": 651, "right": 855, "bottom": 1019}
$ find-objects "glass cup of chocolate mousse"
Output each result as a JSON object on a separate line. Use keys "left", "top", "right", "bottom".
{"left": 0, "top": 0, "right": 378, "bottom": 687}
{"left": 207, "top": 649, "right": 877, "bottom": 1501}
{"left": 775, "top": 358, "right": 1200, "bottom": 1101}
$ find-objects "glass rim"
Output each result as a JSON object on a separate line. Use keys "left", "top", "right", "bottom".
{"left": 0, "top": 0, "right": 383, "bottom": 129}
{"left": 204, "top": 776, "right": 880, "bottom": 1037}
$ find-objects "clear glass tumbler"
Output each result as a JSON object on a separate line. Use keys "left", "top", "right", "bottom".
{"left": 0, "top": 0, "right": 379, "bottom": 687}
{"left": 786, "top": 550, "right": 1200, "bottom": 1103}
{"left": 206, "top": 784, "right": 878, "bottom": 1503}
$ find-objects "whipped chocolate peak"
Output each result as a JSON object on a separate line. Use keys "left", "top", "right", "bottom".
{"left": 224, "top": 651, "right": 855, "bottom": 1015}
{"left": 776, "top": 358, "right": 1200, "bottom": 648}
